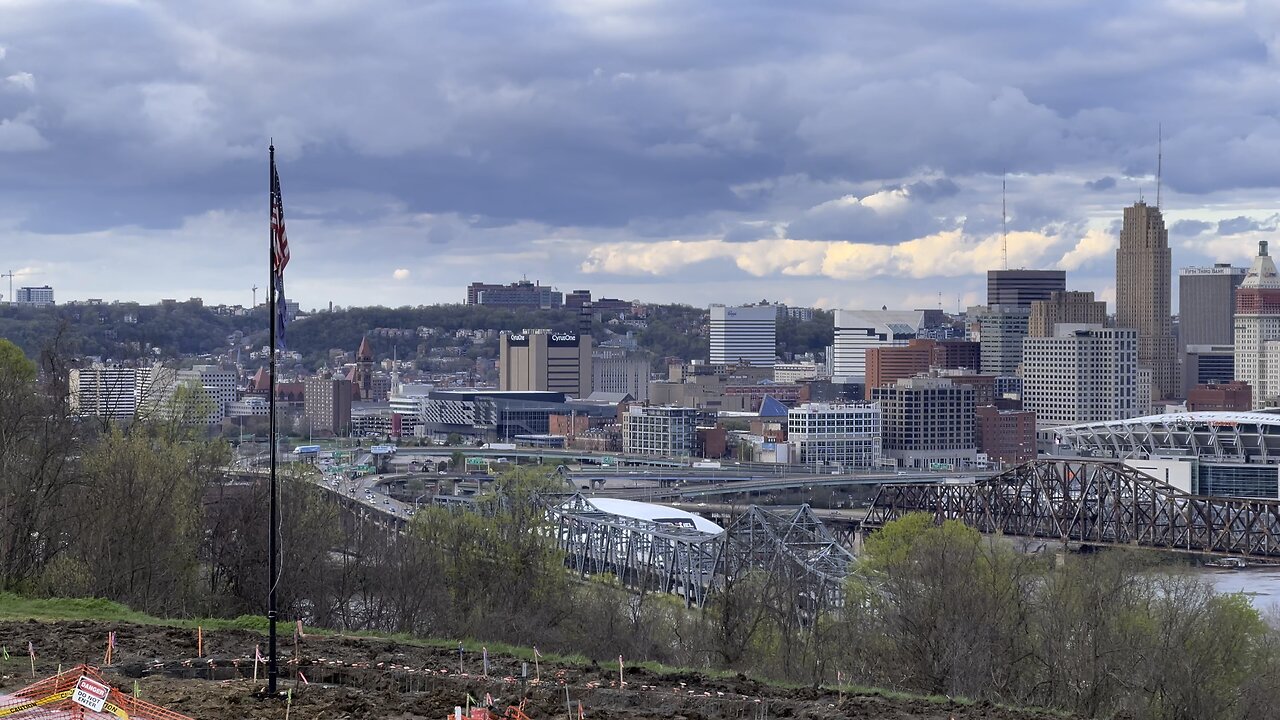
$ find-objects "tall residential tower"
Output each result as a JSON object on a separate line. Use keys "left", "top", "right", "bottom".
{"left": 1115, "top": 201, "right": 1176, "bottom": 401}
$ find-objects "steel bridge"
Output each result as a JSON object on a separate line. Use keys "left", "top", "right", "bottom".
{"left": 864, "top": 458, "right": 1280, "bottom": 559}
{"left": 548, "top": 494, "right": 853, "bottom": 607}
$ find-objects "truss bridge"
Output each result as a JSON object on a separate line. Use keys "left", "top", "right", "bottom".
{"left": 549, "top": 495, "right": 853, "bottom": 608}
{"left": 864, "top": 458, "right": 1280, "bottom": 559}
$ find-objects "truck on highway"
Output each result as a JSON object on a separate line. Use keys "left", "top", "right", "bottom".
{"left": 691, "top": 460, "right": 722, "bottom": 469}
{"left": 293, "top": 445, "right": 321, "bottom": 455}
{"left": 484, "top": 443, "right": 517, "bottom": 451}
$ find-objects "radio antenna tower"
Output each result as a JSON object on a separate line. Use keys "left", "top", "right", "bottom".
{"left": 1156, "top": 123, "right": 1163, "bottom": 209}
{"left": 1001, "top": 172, "right": 1009, "bottom": 271}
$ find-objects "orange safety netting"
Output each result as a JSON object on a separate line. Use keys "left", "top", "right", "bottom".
{"left": 0, "top": 664, "right": 193, "bottom": 720}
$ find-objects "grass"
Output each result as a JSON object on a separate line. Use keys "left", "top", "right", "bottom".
{"left": 0, "top": 593, "right": 1071, "bottom": 716}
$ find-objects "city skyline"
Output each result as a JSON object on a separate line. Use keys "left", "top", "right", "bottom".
{"left": 2, "top": 2, "right": 1279, "bottom": 310}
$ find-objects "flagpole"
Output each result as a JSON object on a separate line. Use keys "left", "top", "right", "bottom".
{"left": 267, "top": 142, "right": 280, "bottom": 695}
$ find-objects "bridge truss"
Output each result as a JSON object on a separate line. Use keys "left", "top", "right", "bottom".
{"left": 864, "top": 458, "right": 1280, "bottom": 559}
{"left": 548, "top": 495, "right": 854, "bottom": 608}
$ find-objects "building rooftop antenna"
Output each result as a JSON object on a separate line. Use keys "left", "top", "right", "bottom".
{"left": 1156, "top": 122, "right": 1163, "bottom": 210}
{"left": 1001, "top": 172, "right": 1009, "bottom": 271}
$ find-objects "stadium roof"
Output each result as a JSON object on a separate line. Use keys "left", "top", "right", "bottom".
{"left": 582, "top": 497, "right": 724, "bottom": 534}
{"left": 1056, "top": 410, "right": 1280, "bottom": 432}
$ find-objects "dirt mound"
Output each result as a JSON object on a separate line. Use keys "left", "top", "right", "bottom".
{"left": 0, "top": 620, "right": 1072, "bottom": 720}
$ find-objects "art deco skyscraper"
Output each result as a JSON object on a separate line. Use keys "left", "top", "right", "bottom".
{"left": 1115, "top": 201, "right": 1177, "bottom": 401}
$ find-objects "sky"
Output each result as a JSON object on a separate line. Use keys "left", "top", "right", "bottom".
{"left": 1, "top": 0, "right": 1279, "bottom": 313}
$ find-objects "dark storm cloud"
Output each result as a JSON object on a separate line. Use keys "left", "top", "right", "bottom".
{"left": 2, "top": 0, "right": 1280, "bottom": 307}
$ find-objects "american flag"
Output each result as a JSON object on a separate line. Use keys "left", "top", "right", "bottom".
{"left": 270, "top": 152, "right": 290, "bottom": 277}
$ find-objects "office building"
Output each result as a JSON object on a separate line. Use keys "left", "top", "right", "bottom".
{"left": 863, "top": 339, "right": 982, "bottom": 398}
{"left": 1027, "top": 291, "right": 1108, "bottom": 337}
{"left": 622, "top": 405, "right": 700, "bottom": 457}
{"left": 1020, "top": 326, "right": 1138, "bottom": 426}
{"left": 69, "top": 365, "right": 137, "bottom": 419}
{"left": 304, "top": 375, "right": 354, "bottom": 436}
{"left": 969, "top": 305, "right": 1031, "bottom": 375}
{"left": 709, "top": 304, "right": 777, "bottom": 367}
{"left": 832, "top": 309, "right": 930, "bottom": 383}
{"left": 1234, "top": 241, "right": 1280, "bottom": 408}
{"left": 466, "top": 280, "right": 562, "bottom": 308}
{"left": 1180, "top": 264, "right": 1245, "bottom": 394}
{"left": 592, "top": 348, "right": 650, "bottom": 402}
{"left": 1116, "top": 201, "right": 1176, "bottom": 400}
{"left": 975, "top": 406, "right": 1036, "bottom": 467}
{"left": 1185, "top": 345, "right": 1235, "bottom": 387}
{"left": 773, "top": 362, "right": 821, "bottom": 383}
{"left": 499, "top": 330, "right": 593, "bottom": 398}
{"left": 871, "top": 376, "right": 977, "bottom": 469}
{"left": 1187, "top": 382, "right": 1252, "bottom": 412}
{"left": 14, "top": 285, "right": 54, "bottom": 306}
{"left": 787, "top": 402, "right": 882, "bottom": 469}
{"left": 987, "top": 270, "right": 1065, "bottom": 308}
{"left": 175, "top": 365, "right": 237, "bottom": 424}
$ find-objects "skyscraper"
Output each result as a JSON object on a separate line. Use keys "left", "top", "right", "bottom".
{"left": 1179, "top": 263, "right": 1245, "bottom": 394}
{"left": 709, "top": 304, "right": 777, "bottom": 367}
{"left": 986, "top": 270, "right": 1066, "bottom": 308}
{"left": 1233, "top": 241, "right": 1280, "bottom": 408}
{"left": 1115, "top": 201, "right": 1176, "bottom": 401}
{"left": 499, "top": 330, "right": 593, "bottom": 398}
{"left": 1027, "top": 291, "right": 1108, "bottom": 337}
{"left": 1021, "top": 326, "right": 1138, "bottom": 426}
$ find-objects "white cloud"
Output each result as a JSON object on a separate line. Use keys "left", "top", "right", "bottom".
{"left": 392, "top": 268, "right": 410, "bottom": 280}
{"left": 4, "top": 72, "right": 34, "bottom": 91}
{"left": 0, "top": 117, "right": 49, "bottom": 151}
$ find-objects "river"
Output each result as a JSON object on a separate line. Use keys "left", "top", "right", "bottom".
{"left": 1201, "top": 566, "right": 1280, "bottom": 613}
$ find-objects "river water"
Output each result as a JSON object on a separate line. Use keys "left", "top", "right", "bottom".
{"left": 1201, "top": 566, "right": 1280, "bottom": 613}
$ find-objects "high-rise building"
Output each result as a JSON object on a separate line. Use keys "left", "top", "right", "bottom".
{"left": 787, "top": 402, "right": 882, "bottom": 469}
{"left": 1234, "top": 241, "right": 1280, "bottom": 408}
{"left": 1116, "top": 201, "right": 1176, "bottom": 400}
{"left": 1027, "top": 291, "right": 1108, "bottom": 337}
{"left": 176, "top": 364, "right": 237, "bottom": 424}
{"left": 831, "top": 309, "right": 930, "bottom": 383}
{"left": 621, "top": 405, "right": 700, "bottom": 456}
{"left": 14, "top": 286, "right": 54, "bottom": 306}
{"left": 986, "top": 270, "right": 1065, "bottom": 308}
{"left": 1020, "top": 326, "right": 1138, "bottom": 426}
{"left": 871, "top": 376, "right": 977, "bottom": 469}
{"left": 304, "top": 375, "right": 353, "bottom": 436}
{"left": 1180, "top": 264, "right": 1246, "bottom": 394}
{"left": 592, "top": 348, "right": 650, "bottom": 401}
{"left": 499, "top": 330, "right": 593, "bottom": 398}
{"left": 975, "top": 406, "right": 1037, "bottom": 467}
{"left": 1184, "top": 344, "right": 1235, "bottom": 387}
{"left": 69, "top": 365, "right": 137, "bottom": 419}
{"left": 969, "top": 305, "right": 1031, "bottom": 375}
{"left": 709, "top": 304, "right": 777, "bottom": 367}
{"left": 863, "top": 338, "right": 982, "bottom": 398}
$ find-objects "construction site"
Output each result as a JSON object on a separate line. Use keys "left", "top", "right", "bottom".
{"left": 0, "top": 619, "right": 1072, "bottom": 720}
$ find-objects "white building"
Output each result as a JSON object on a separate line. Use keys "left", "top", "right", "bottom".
{"left": 709, "top": 304, "right": 776, "bottom": 367}
{"left": 1021, "top": 325, "right": 1138, "bottom": 427}
{"left": 1234, "top": 241, "right": 1280, "bottom": 408}
{"left": 622, "top": 405, "right": 700, "bottom": 457}
{"left": 831, "top": 309, "right": 928, "bottom": 383}
{"left": 787, "top": 402, "right": 882, "bottom": 469}
{"left": 773, "top": 361, "right": 820, "bottom": 384}
{"left": 178, "top": 365, "right": 238, "bottom": 424}
{"left": 14, "top": 285, "right": 54, "bottom": 306}
{"left": 226, "top": 396, "right": 269, "bottom": 417}
{"left": 70, "top": 365, "right": 137, "bottom": 419}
